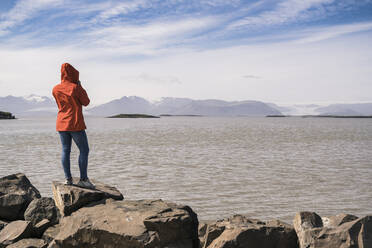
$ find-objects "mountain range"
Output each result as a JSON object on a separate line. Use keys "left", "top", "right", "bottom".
{"left": 87, "top": 96, "right": 282, "bottom": 116}
{"left": 1, "top": 94, "right": 371, "bottom": 117}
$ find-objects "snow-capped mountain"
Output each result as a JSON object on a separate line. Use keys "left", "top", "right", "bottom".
{"left": 268, "top": 103, "right": 372, "bottom": 116}
{"left": 87, "top": 96, "right": 282, "bottom": 116}
{"left": 2, "top": 94, "right": 371, "bottom": 117}
{"left": 0, "top": 94, "right": 56, "bottom": 116}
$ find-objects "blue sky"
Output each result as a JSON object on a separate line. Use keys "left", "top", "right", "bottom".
{"left": 1, "top": 0, "right": 372, "bottom": 105}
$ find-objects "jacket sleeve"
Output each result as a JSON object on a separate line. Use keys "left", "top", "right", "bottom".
{"left": 76, "top": 84, "right": 90, "bottom": 106}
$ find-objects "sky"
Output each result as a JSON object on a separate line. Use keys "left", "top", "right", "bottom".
{"left": 0, "top": 0, "right": 372, "bottom": 105}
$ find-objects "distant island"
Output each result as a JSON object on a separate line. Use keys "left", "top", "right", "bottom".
{"left": 107, "top": 114, "right": 160, "bottom": 118}
{"left": 0, "top": 111, "right": 15, "bottom": 119}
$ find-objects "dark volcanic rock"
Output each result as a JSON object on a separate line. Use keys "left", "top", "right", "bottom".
{"left": 6, "top": 238, "right": 47, "bottom": 248}
{"left": 200, "top": 215, "right": 298, "bottom": 248}
{"left": 0, "top": 220, "right": 33, "bottom": 247}
{"left": 48, "top": 199, "right": 199, "bottom": 248}
{"left": 0, "top": 173, "right": 41, "bottom": 221}
{"left": 52, "top": 178, "right": 123, "bottom": 216}
{"left": 24, "top": 197, "right": 59, "bottom": 226}
{"left": 294, "top": 212, "right": 372, "bottom": 248}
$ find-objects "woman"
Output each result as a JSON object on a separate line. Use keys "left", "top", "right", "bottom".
{"left": 52, "top": 63, "right": 95, "bottom": 189}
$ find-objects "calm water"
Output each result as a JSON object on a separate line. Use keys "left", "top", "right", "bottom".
{"left": 0, "top": 116, "right": 371, "bottom": 223}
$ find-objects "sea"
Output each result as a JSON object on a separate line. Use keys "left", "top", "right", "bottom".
{"left": 0, "top": 116, "right": 371, "bottom": 223}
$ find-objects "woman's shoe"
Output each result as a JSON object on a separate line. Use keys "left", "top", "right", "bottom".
{"left": 77, "top": 178, "right": 95, "bottom": 189}
{"left": 64, "top": 178, "right": 73, "bottom": 185}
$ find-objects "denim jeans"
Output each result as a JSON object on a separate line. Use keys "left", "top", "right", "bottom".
{"left": 58, "top": 130, "right": 89, "bottom": 180}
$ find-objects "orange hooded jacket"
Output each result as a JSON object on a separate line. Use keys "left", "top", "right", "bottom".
{"left": 52, "top": 63, "right": 90, "bottom": 131}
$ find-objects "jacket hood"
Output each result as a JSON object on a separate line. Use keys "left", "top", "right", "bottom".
{"left": 61, "top": 63, "right": 79, "bottom": 83}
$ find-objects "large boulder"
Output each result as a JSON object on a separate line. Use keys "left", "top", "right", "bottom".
{"left": 0, "top": 220, "right": 33, "bottom": 247}
{"left": 48, "top": 199, "right": 199, "bottom": 248}
{"left": 200, "top": 215, "right": 298, "bottom": 248}
{"left": 6, "top": 238, "right": 47, "bottom": 248}
{"left": 294, "top": 212, "right": 372, "bottom": 248}
{"left": 52, "top": 178, "right": 123, "bottom": 216}
{"left": 24, "top": 197, "right": 59, "bottom": 226}
{"left": 0, "top": 173, "right": 41, "bottom": 221}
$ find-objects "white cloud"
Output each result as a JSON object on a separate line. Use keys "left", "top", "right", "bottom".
{"left": 1, "top": 29, "right": 371, "bottom": 104}
{"left": 0, "top": 0, "right": 64, "bottom": 35}
{"left": 86, "top": 16, "right": 220, "bottom": 55}
{"left": 293, "top": 21, "right": 372, "bottom": 43}
{"left": 229, "top": 0, "right": 335, "bottom": 29}
{"left": 0, "top": 0, "right": 371, "bottom": 105}
{"left": 91, "top": 0, "right": 150, "bottom": 24}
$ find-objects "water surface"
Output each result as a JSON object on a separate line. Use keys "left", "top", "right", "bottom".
{"left": 0, "top": 116, "right": 371, "bottom": 223}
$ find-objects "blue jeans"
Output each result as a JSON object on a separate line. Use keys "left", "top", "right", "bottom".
{"left": 58, "top": 130, "right": 89, "bottom": 180}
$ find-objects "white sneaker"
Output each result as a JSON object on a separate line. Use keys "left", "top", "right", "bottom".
{"left": 77, "top": 178, "right": 95, "bottom": 189}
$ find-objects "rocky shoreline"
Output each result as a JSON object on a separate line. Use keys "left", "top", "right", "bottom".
{"left": 0, "top": 173, "right": 370, "bottom": 248}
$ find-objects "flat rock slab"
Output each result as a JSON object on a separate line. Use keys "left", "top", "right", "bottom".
{"left": 0, "top": 173, "right": 41, "bottom": 221}
{"left": 52, "top": 178, "right": 123, "bottom": 216}
{"left": 0, "top": 220, "right": 33, "bottom": 247}
{"left": 6, "top": 238, "right": 47, "bottom": 248}
{"left": 201, "top": 215, "right": 298, "bottom": 248}
{"left": 48, "top": 199, "right": 199, "bottom": 248}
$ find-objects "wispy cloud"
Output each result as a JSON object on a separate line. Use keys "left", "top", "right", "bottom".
{"left": 85, "top": 16, "right": 220, "bottom": 55}
{"left": 90, "top": 0, "right": 150, "bottom": 24}
{"left": 0, "top": 0, "right": 64, "bottom": 35}
{"left": 228, "top": 0, "right": 348, "bottom": 29}
{"left": 293, "top": 21, "right": 372, "bottom": 43}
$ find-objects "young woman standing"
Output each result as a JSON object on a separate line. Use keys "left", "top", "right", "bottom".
{"left": 52, "top": 63, "right": 94, "bottom": 189}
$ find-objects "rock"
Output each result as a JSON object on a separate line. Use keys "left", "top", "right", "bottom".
{"left": 294, "top": 212, "right": 372, "bottom": 248}
{"left": 199, "top": 222, "right": 209, "bottom": 247}
{"left": 0, "top": 173, "right": 41, "bottom": 221}
{"left": 24, "top": 197, "right": 59, "bottom": 226}
{"left": 6, "top": 238, "right": 47, "bottom": 248}
{"left": 52, "top": 178, "right": 123, "bottom": 216}
{"left": 0, "top": 111, "right": 15, "bottom": 119}
{"left": 199, "top": 221, "right": 225, "bottom": 248}
{"left": 313, "top": 215, "right": 372, "bottom": 248}
{"left": 293, "top": 212, "right": 323, "bottom": 248}
{"left": 0, "top": 220, "right": 33, "bottom": 247}
{"left": 48, "top": 199, "right": 199, "bottom": 248}
{"left": 321, "top": 213, "right": 358, "bottom": 228}
{"left": 34, "top": 219, "right": 52, "bottom": 238}
{"left": 200, "top": 215, "right": 298, "bottom": 248}
{"left": 0, "top": 220, "right": 7, "bottom": 232}
{"left": 42, "top": 225, "right": 60, "bottom": 244}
